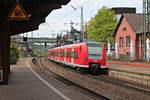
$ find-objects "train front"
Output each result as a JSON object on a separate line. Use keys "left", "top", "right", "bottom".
{"left": 86, "top": 42, "right": 107, "bottom": 74}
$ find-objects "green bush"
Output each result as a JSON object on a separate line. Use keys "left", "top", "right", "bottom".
{"left": 10, "top": 50, "right": 18, "bottom": 64}
{"left": 10, "top": 43, "right": 19, "bottom": 64}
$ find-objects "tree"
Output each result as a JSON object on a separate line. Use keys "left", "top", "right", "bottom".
{"left": 87, "top": 7, "right": 117, "bottom": 43}
{"left": 10, "top": 43, "right": 19, "bottom": 64}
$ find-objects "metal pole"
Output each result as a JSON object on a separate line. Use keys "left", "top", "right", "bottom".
{"left": 143, "top": 0, "right": 147, "bottom": 60}
{"left": 32, "top": 31, "right": 33, "bottom": 49}
{"left": 81, "top": 7, "right": 84, "bottom": 41}
{"left": 143, "top": 0, "right": 150, "bottom": 60}
{"left": 26, "top": 32, "right": 28, "bottom": 57}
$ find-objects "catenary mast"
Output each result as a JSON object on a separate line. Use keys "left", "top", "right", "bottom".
{"left": 143, "top": 0, "right": 150, "bottom": 59}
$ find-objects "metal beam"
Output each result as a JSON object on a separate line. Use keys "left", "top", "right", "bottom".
{"left": 143, "top": 0, "right": 150, "bottom": 59}
{"left": 0, "top": 34, "right": 10, "bottom": 84}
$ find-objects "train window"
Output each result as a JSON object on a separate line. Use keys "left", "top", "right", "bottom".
{"left": 66, "top": 51, "right": 68, "bottom": 57}
{"left": 59, "top": 51, "right": 61, "bottom": 57}
{"left": 59, "top": 52, "right": 60, "bottom": 57}
{"left": 74, "top": 52, "right": 78, "bottom": 58}
{"left": 58, "top": 51, "right": 60, "bottom": 57}
{"left": 88, "top": 47, "right": 102, "bottom": 59}
{"left": 63, "top": 52, "right": 64, "bottom": 57}
{"left": 56, "top": 52, "right": 58, "bottom": 56}
{"left": 68, "top": 51, "right": 70, "bottom": 58}
{"left": 71, "top": 51, "right": 74, "bottom": 58}
{"left": 61, "top": 52, "right": 64, "bottom": 57}
{"left": 55, "top": 52, "right": 57, "bottom": 56}
{"left": 57, "top": 51, "right": 59, "bottom": 57}
{"left": 60, "top": 52, "right": 62, "bottom": 57}
{"left": 87, "top": 43, "right": 102, "bottom": 59}
{"left": 64, "top": 51, "right": 66, "bottom": 57}
{"left": 69, "top": 51, "right": 72, "bottom": 58}
{"left": 69, "top": 50, "right": 78, "bottom": 58}
{"left": 66, "top": 51, "right": 70, "bottom": 57}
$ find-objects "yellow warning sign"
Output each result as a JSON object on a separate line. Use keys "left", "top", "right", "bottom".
{"left": 7, "top": 1, "right": 29, "bottom": 20}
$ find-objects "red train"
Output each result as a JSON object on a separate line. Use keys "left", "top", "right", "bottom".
{"left": 48, "top": 42, "right": 107, "bottom": 74}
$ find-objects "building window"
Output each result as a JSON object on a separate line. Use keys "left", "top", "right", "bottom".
{"left": 123, "top": 27, "right": 126, "bottom": 31}
{"left": 126, "top": 36, "right": 130, "bottom": 47}
{"left": 120, "top": 37, "right": 124, "bottom": 47}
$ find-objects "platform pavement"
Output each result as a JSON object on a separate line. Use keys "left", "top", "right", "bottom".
{"left": 107, "top": 61, "right": 150, "bottom": 75}
{"left": 0, "top": 58, "right": 66, "bottom": 100}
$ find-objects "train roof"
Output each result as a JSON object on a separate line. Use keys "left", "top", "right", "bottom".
{"left": 49, "top": 42, "right": 103, "bottom": 50}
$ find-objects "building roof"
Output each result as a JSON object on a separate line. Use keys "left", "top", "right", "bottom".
{"left": 112, "top": 7, "right": 136, "bottom": 14}
{"left": 114, "top": 13, "right": 143, "bottom": 36}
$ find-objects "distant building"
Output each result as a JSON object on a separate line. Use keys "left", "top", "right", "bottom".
{"left": 114, "top": 13, "right": 150, "bottom": 61}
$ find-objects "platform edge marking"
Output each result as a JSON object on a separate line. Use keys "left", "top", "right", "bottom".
{"left": 26, "top": 60, "right": 71, "bottom": 100}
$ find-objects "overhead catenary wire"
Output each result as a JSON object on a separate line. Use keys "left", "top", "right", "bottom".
{"left": 44, "top": 0, "right": 91, "bottom": 27}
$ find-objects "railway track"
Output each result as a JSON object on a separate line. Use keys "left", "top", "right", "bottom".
{"left": 44, "top": 58, "right": 150, "bottom": 94}
{"left": 32, "top": 57, "right": 110, "bottom": 100}
{"left": 32, "top": 57, "right": 150, "bottom": 100}
{"left": 89, "top": 75, "right": 150, "bottom": 95}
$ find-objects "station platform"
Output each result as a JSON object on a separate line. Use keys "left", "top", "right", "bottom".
{"left": 107, "top": 61, "right": 150, "bottom": 75}
{"left": 0, "top": 58, "right": 66, "bottom": 100}
{"left": 107, "top": 61, "right": 150, "bottom": 87}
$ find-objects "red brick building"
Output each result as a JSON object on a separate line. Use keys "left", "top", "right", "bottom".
{"left": 115, "top": 13, "right": 150, "bottom": 60}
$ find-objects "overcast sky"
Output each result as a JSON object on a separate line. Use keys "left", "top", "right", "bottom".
{"left": 26, "top": 0, "right": 143, "bottom": 38}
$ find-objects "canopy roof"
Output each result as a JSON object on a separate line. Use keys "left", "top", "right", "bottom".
{"left": 0, "top": 0, "right": 70, "bottom": 35}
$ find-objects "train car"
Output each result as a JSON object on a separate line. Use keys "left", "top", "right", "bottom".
{"left": 48, "top": 42, "right": 107, "bottom": 74}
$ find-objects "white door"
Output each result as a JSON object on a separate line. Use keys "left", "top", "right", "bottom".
{"left": 71, "top": 48, "right": 74, "bottom": 64}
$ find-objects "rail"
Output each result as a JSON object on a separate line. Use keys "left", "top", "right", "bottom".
{"left": 32, "top": 57, "right": 110, "bottom": 100}
{"left": 32, "top": 57, "right": 150, "bottom": 100}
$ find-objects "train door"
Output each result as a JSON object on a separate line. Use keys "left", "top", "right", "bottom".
{"left": 64, "top": 49, "right": 66, "bottom": 63}
{"left": 71, "top": 48, "right": 74, "bottom": 64}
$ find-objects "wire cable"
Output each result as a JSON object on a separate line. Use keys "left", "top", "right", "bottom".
{"left": 46, "top": 0, "right": 91, "bottom": 26}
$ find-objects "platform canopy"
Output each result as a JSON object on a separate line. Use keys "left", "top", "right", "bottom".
{"left": 0, "top": 0, "right": 71, "bottom": 35}
{"left": 0, "top": 0, "right": 71, "bottom": 84}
